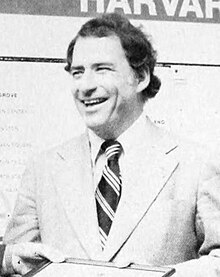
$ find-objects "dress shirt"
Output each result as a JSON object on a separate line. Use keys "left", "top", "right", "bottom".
{"left": 88, "top": 112, "right": 148, "bottom": 191}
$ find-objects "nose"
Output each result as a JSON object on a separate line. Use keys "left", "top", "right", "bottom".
{"left": 78, "top": 71, "right": 97, "bottom": 97}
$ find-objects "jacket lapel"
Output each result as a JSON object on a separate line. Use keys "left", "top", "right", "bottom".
{"left": 54, "top": 133, "right": 102, "bottom": 259}
{"left": 102, "top": 120, "right": 180, "bottom": 261}
{"left": 52, "top": 120, "right": 180, "bottom": 261}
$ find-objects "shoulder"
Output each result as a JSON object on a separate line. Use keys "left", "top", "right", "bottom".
{"left": 143, "top": 116, "right": 215, "bottom": 162}
{"left": 149, "top": 117, "right": 219, "bottom": 166}
{"left": 174, "top": 133, "right": 219, "bottom": 166}
{"left": 28, "top": 132, "right": 90, "bottom": 169}
{"left": 160, "top": 127, "right": 220, "bottom": 178}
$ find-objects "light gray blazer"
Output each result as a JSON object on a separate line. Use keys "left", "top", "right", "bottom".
{"left": 4, "top": 118, "right": 220, "bottom": 276}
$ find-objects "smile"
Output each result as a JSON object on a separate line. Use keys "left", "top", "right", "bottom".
{"left": 81, "top": 98, "right": 107, "bottom": 107}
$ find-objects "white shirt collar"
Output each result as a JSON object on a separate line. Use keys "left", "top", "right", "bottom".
{"left": 117, "top": 112, "right": 146, "bottom": 157}
{"left": 88, "top": 112, "right": 147, "bottom": 165}
{"left": 88, "top": 129, "right": 105, "bottom": 166}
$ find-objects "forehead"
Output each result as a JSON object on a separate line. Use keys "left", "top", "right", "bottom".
{"left": 71, "top": 35, "right": 128, "bottom": 65}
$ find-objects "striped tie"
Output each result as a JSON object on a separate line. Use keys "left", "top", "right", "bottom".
{"left": 95, "top": 140, "right": 122, "bottom": 249}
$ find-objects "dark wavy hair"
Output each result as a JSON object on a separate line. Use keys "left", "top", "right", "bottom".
{"left": 65, "top": 13, "right": 161, "bottom": 101}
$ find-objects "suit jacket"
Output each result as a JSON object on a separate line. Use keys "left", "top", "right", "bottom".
{"left": 0, "top": 244, "right": 5, "bottom": 274}
{"left": 3, "top": 118, "right": 220, "bottom": 276}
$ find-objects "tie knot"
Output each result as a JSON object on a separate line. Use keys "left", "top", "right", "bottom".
{"left": 101, "top": 140, "right": 122, "bottom": 160}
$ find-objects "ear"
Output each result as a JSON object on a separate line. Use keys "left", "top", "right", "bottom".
{"left": 136, "top": 70, "right": 150, "bottom": 94}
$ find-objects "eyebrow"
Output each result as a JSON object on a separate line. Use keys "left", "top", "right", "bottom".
{"left": 70, "top": 62, "right": 115, "bottom": 71}
{"left": 69, "top": 65, "right": 84, "bottom": 71}
{"left": 94, "top": 62, "right": 114, "bottom": 67}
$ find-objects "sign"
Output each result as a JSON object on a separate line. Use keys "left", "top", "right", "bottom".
{"left": 0, "top": 0, "right": 219, "bottom": 23}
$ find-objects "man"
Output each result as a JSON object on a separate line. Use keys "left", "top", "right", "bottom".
{"left": 1, "top": 13, "right": 220, "bottom": 276}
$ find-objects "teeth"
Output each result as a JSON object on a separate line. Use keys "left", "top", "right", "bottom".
{"left": 83, "top": 98, "right": 106, "bottom": 105}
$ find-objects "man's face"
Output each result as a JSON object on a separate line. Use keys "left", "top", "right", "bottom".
{"left": 70, "top": 35, "right": 144, "bottom": 138}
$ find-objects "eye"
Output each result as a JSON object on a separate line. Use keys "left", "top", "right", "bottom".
{"left": 70, "top": 70, "right": 84, "bottom": 79}
{"left": 96, "top": 66, "right": 112, "bottom": 73}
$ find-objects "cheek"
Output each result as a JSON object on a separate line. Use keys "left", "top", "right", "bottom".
{"left": 97, "top": 73, "right": 121, "bottom": 89}
{"left": 97, "top": 78, "right": 113, "bottom": 92}
{"left": 71, "top": 88, "right": 79, "bottom": 99}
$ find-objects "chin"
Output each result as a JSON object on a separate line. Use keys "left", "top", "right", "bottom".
{"left": 85, "top": 116, "right": 107, "bottom": 128}
{"left": 86, "top": 120, "right": 109, "bottom": 133}
{"left": 85, "top": 121, "right": 104, "bottom": 130}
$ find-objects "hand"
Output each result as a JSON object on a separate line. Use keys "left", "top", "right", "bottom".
{"left": 3, "top": 242, "right": 65, "bottom": 276}
{"left": 114, "top": 259, "right": 134, "bottom": 268}
{"left": 173, "top": 256, "right": 220, "bottom": 277}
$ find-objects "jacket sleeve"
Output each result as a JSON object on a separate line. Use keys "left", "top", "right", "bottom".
{"left": 174, "top": 150, "right": 220, "bottom": 276}
{"left": 3, "top": 160, "right": 41, "bottom": 245}
{"left": 0, "top": 244, "right": 6, "bottom": 272}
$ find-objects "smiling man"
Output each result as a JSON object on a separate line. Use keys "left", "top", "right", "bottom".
{"left": 69, "top": 34, "right": 149, "bottom": 139}
{"left": 2, "top": 13, "right": 220, "bottom": 277}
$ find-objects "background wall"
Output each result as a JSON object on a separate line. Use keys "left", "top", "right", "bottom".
{"left": 0, "top": 2, "right": 220, "bottom": 237}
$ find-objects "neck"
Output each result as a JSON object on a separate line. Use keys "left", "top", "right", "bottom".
{"left": 91, "top": 109, "right": 144, "bottom": 140}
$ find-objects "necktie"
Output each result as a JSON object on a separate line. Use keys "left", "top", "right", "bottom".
{"left": 95, "top": 140, "right": 122, "bottom": 249}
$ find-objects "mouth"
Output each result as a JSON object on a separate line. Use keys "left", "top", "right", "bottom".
{"left": 81, "top": 98, "right": 108, "bottom": 107}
